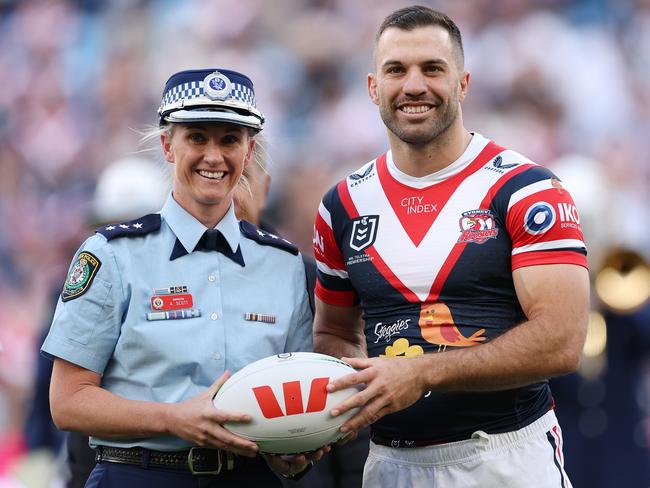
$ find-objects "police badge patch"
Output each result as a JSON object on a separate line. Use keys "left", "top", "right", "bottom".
{"left": 61, "top": 251, "right": 102, "bottom": 302}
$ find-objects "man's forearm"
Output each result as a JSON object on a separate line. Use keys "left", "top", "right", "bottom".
{"left": 313, "top": 300, "right": 367, "bottom": 359}
{"left": 314, "top": 329, "right": 367, "bottom": 359}
{"left": 416, "top": 264, "right": 589, "bottom": 392}
{"left": 418, "top": 315, "right": 585, "bottom": 392}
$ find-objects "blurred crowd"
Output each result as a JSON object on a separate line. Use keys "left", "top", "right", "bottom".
{"left": 0, "top": 0, "right": 649, "bottom": 486}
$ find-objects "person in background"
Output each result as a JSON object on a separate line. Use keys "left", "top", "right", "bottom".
{"left": 233, "top": 147, "right": 313, "bottom": 312}
{"left": 41, "top": 68, "right": 322, "bottom": 488}
{"left": 313, "top": 6, "right": 589, "bottom": 487}
{"left": 25, "top": 156, "right": 171, "bottom": 488}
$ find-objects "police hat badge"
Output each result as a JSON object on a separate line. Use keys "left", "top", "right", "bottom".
{"left": 157, "top": 68, "right": 264, "bottom": 130}
{"left": 203, "top": 71, "right": 232, "bottom": 101}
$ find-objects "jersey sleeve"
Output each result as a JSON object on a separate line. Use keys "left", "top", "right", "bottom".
{"left": 41, "top": 234, "right": 125, "bottom": 374}
{"left": 313, "top": 188, "right": 358, "bottom": 306}
{"left": 505, "top": 170, "right": 588, "bottom": 270}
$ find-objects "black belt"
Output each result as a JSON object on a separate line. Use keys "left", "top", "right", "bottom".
{"left": 95, "top": 446, "right": 237, "bottom": 475}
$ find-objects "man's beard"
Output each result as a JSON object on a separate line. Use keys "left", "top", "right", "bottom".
{"left": 379, "top": 94, "right": 459, "bottom": 146}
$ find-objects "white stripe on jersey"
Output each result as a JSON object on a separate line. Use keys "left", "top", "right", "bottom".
{"left": 348, "top": 137, "right": 512, "bottom": 301}
{"left": 512, "top": 239, "right": 586, "bottom": 255}
{"left": 508, "top": 179, "right": 555, "bottom": 210}
{"left": 318, "top": 201, "right": 332, "bottom": 228}
{"left": 316, "top": 260, "right": 349, "bottom": 279}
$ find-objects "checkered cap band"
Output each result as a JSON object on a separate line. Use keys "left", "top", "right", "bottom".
{"left": 159, "top": 80, "right": 256, "bottom": 114}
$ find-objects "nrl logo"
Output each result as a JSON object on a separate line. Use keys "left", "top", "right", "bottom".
{"left": 349, "top": 215, "right": 379, "bottom": 251}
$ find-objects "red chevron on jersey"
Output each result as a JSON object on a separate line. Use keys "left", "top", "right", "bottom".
{"left": 427, "top": 162, "right": 532, "bottom": 302}
{"left": 377, "top": 144, "right": 502, "bottom": 247}
{"left": 338, "top": 141, "right": 520, "bottom": 303}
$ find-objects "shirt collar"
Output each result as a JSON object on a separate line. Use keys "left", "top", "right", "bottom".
{"left": 161, "top": 193, "right": 241, "bottom": 256}
{"left": 386, "top": 132, "right": 488, "bottom": 188}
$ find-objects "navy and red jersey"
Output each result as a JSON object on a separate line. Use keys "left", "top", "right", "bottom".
{"left": 313, "top": 133, "right": 588, "bottom": 444}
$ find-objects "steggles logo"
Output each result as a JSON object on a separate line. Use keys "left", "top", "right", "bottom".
{"left": 374, "top": 319, "right": 411, "bottom": 343}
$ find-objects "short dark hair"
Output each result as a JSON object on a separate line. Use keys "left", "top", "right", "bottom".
{"left": 376, "top": 5, "right": 464, "bottom": 68}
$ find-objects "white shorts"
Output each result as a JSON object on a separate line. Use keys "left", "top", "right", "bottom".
{"left": 363, "top": 410, "right": 572, "bottom": 488}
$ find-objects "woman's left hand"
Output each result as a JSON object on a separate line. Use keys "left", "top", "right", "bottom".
{"left": 262, "top": 446, "right": 330, "bottom": 478}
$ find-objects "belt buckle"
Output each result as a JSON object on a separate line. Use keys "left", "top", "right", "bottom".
{"left": 95, "top": 446, "right": 103, "bottom": 463}
{"left": 188, "top": 447, "right": 222, "bottom": 475}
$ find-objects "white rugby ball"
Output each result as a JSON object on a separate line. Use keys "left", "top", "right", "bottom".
{"left": 213, "top": 352, "right": 359, "bottom": 454}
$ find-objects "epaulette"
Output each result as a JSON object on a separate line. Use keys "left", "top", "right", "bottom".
{"left": 239, "top": 220, "right": 299, "bottom": 255}
{"left": 96, "top": 214, "right": 161, "bottom": 240}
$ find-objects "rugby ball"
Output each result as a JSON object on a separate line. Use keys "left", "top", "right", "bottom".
{"left": 213, "top": 352, "right": 359, "bottom": 454}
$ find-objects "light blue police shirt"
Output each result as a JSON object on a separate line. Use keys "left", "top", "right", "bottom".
{"left": 41, "top": 194, "right": 313, "bottom": 451}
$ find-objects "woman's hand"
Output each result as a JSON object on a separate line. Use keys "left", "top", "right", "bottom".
{"left": 165, "top": 371, "right": 259, "bottom": 457}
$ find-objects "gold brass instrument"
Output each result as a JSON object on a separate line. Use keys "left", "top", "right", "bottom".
{"left": 594, "top": 248, "right": 650, "bottom": 314}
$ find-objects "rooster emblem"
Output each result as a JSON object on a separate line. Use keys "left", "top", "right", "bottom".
{"left": 418, "top": 302, "right": 487, "bottom": 351}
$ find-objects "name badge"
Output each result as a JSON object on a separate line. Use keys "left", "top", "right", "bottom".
{"left": 151, "top": 293, "right": 193, "bottom": 311}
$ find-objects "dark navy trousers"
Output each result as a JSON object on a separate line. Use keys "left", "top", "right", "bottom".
{"left": 84, "top": 457, "right": 283, "bottom": 488}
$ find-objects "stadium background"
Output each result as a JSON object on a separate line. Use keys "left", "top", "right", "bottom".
{"left": 0, "top": 0, "right": 648, "bottom": 486}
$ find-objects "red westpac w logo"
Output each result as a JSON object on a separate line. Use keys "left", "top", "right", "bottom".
{"left": 252, "top": 377, "right": 329, "bottom": 419}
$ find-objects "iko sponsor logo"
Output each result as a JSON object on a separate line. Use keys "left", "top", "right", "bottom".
{"left": 349, "top": 163, "right": 375, "bottom": 187}
{"left": 373, "top": 318, "right": 411, "bottom": 344}
{"left": 457, "top": 209, "right": 498, "bottom": 244}
{"left": 349, "top": 215, "right": 379, "bottom": 252}
{"left": 401, "top": 196, "right": 438, "bottom": 215}
{"left": 557, "top": 202, "right": 581, "bottom": 229}
{"left": 484, "top": 155, "right": 518, "bottom": 174}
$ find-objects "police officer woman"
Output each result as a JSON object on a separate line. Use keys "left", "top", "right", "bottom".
{"left": 42, "top": 68, "right": 320, "bottom": 487}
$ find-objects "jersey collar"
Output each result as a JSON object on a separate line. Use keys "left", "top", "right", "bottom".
{"left": 386, "top": 132, "right": 489, "bottom": 188}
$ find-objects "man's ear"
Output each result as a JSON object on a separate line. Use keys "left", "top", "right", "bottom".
{"left": 368, "top": 73, "right": 379, "bottom": 106}
{"left": 458, "top": 71, "right": 470, "bottom": 102}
